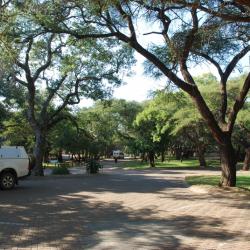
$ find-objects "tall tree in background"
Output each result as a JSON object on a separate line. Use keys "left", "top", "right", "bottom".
{"left": 0, "top": 111, "right": 34, "bottom": 152}
{"left": 77, "top": 99, "right": 141, "bottom": 158}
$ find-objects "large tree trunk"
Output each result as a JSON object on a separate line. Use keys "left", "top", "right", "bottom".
{"left": 242, "top": 147, "right": 250, "bottom": 171}
{"left": 32, "top": 129, "right": 46, "bottom": 176}
{"left": 219, "top": 139, "right": 236, "bottom": 187}
{"left": 197, "top": 146, "right": 207, "bottom": 168}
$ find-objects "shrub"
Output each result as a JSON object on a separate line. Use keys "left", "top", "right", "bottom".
{"left": 52, "top": 166, "right": 70, "bottom": 175}
{"left": 86, "top": 159, "right": 102, "bottom": 174}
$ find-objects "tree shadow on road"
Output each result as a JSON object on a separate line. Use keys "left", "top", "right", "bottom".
{"left": 0, "top": 172, "right": 247, "bottom": 249}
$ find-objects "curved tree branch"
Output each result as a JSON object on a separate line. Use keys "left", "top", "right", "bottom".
{"left": 227, "top": 72, "right": 250, "bottom": 133}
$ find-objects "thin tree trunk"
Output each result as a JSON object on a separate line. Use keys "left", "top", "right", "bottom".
{"left": 161, "top": 150, "right": 165, "bottom": 162}
{"left": 219, "top": 139, "right": 237, "bottom": 187}
{"left": 57, "top": 149, "right": 63, "bottom": 163}
{"left": 175, "top": 148, "right": 181, "bottom": 160}
{"left": 148, "top": 150, "right": 155, "bottom": 167}
{"left": 197, "top": 146, "right": 207, "bottom": 168}
{"left": 32, "top": 129, "right": 46, "bottom": 176}
{"left": 43, "top": 148, "right": 49, "bottom": 163}
{"left": 141, "top": 152, "right": 147, "bottom": 162}
{"left": 198, "top": 153, "right": 206, "bottom": 168}
{"left": 242, "top": 147, "right": 250, "bottom": 171}
{"left": 78, "top": 153, "right": 81, "bottom": 162}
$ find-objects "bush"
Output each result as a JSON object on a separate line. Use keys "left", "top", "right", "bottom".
{"left": 86, "top": 159, "right": 102, "bottom": 174}
{"left": 52, "top": 166, "right": 70, "bottom": 175}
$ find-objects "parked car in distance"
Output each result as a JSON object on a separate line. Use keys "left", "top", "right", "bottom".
{"left": 112, "top": 150, "right": 125, "bottom": 159}
{"left": 0, "top": 146, "right": 30, "bottom": 190}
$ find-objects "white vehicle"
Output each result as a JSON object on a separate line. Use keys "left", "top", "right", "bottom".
{"left": 112, "top": 150, "right": 124, "bottom": 159}
{"left": 0, "top": 146, "right": 30, "bottom": 190}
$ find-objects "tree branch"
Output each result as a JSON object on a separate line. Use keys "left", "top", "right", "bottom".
{"left": 32, "top": 35, "right": 54, "bottom": 82}
{"left": 116, "top": 3, "right": 137, "bottom": 41}
{"left": 224, "top": 45, "right": 250, "bottom": 81}
{"left": 179, "top": 7, "right": 199, "bottom": 85}
{"left": 48, "top": 78, "right": 82, "bottom": 123}
{"left": 192, "top": 50, "right": 224, "bottom": 78}
{"left": 227, "top": 72, "right": 250, "bottom": 133}
{"left": 40, "top": 75, "right": 68, "bottom": 119}
{"left": 14, "top": 76, "right": 28, "bottom": 87}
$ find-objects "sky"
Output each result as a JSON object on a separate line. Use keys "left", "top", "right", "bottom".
{"left": 79, "top": 51, "right": 250, "bottom": 108}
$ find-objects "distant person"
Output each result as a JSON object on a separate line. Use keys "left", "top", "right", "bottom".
{"left": 114, "top": 157, "right": 118, "bottom": 163}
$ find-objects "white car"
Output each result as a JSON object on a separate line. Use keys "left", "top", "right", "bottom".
{"left": 0, "top": 146, "right": 30, "bottom": 190}
{"left": 112, "top": 150, "right": 124, "bottom": 159}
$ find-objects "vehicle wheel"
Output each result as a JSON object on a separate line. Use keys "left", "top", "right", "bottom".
{"left": 0, "top": 172, "right": 16, "bottom": 190}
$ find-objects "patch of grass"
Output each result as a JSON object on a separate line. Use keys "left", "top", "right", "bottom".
{"left": 157, "top": 159, "right": 200, "bottom": 168}
{"left": 121, "top": 160, "right": 149, "bottom": 169}
{"left": 234, "top": 176, "right": 250, "bottom": 190}
{"left": 186, "top": 175, "right": 220, "bottom": 186}
{"left": 52, "top": 166, "right": 70, "bottom": 175}
{"left": 186, "top": 175, "right": 250, "bottom": 191}
{"left": 121, "top": 158, "right": 221, "bottom": 170}
{"left": 206, "top": 159, "right": 221, "bottom": 168}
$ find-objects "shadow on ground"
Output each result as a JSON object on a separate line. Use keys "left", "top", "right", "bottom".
{"left": 0, "top": 170, "right": 247, "bottom": 249}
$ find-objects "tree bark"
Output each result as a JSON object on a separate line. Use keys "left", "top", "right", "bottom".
{"left": 175, "top": 148, "right": 181, "bottom": 160}
{"left": 197, "top": 146, "right": 207, "bottom": 168}
{"left": 148, "top": 150, "right": 155, "bottom": 167}
{"left": 32, "top": 129, "right": 46, "bottom": 176}
{"left": 141, "top": 152, "right": 147, "bottom": 163}
{"left": 219, "top": 138, "right": 237, "bottom": 187}
{"left": 43, "top": 148, "right": 49, "bottom": 163}
{"left": 161, "top": 150, "right": 165, "bottom": 162}
{"left": 57, "top": 149, "right": 63, "bottom": 163}
{"left": 242, "top": 147, "right": 250, "bottom": 171}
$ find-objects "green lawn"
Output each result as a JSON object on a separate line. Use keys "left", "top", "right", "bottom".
{"left": 121, "top": 158, "right": 221, "bottom": 170}
{"left": 186, "top": 175, "right": 250, "bottom": 191}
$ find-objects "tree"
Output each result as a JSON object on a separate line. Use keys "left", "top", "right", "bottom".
{"left": 48, "top": 116, "right": 91, "bottom": 162}
{"left": 171, "top": 100, "right": 211, "bottom": 168}
{"left": 0, "top": 111, "right": 34, "bottom": 152}
{"left": 0, "top": 5, "right": 134, "bottom": 175}
{"left": 136, "top": 86, "right": 212, "bottom": 167}
{"left": 77, "top": 99, "right": 142, "bottom": 158}
{"left": 134, "top": 95, "right": 175, "bottom": 167}
{"left": 105, "top": 99, "right": 142, "bottom": 155}
{"left": 78, "top": 103, "right": 119, "bottom": 158}
{"left": 134, "top": 113, "right": 157, "bottom": 167}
